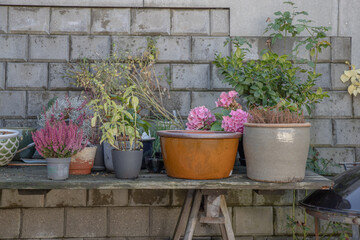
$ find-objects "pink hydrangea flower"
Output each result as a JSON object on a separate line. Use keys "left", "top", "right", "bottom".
{"left": 215, "top": 91, "right": 241, "bottom": 109}
{"left": 186, "top": 106, "right": 216, "bottom": 130}
{"left": 221, "top": 109, "right": 249, "bottom": 133}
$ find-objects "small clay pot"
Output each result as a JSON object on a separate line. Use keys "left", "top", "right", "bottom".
{"left": 70, "top": 146, "right": 97, "bottom": 175}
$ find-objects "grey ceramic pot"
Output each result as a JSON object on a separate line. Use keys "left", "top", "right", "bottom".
{"left": 112, "top": 150, "right": 143, "bottom": 179}
{"left": 46, "top": 157, "right": 71, "bottom": 180}
{"left": 243, "top": 123, "right": 311, "bottom": 183}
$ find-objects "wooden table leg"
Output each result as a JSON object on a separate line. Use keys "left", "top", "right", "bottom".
{"left": 353, "top": 224, "right": 360, "bottom": 240}
{"left": 219, "top": 224, "right": 229, "bottom": 240}
{"left": 172, "top": 189, "right": 195, "bottom": 240}
{"left": 220, "top": 195, "right": 235, "bottom": 240}
{"left": 183, "top": 190, "right": 202, "bottom": 240}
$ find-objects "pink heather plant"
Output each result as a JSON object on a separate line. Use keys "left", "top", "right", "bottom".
{"left": 215, "top": 90, "right": 242, "bottom": 110}
{"left": 32, "top": 120, "right": 86, "bottom": 158}
{"left": 221, "top": 109, "right": 249, "bottom": 133}
{"left": 186, "top": 106, "right": 216, "bottom": 130}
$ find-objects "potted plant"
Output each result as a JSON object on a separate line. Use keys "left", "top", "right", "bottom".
{"left": 32, "top": 120, "right": 86, "bottom": 180}
{"left": 38, "top": 96, "right": 98, "bottom": 175}
{"left": 244, "top": 105, "right": 310, "bottom": 182}
{"left": 0, "top": 129, "right": 19, "bottom": 166}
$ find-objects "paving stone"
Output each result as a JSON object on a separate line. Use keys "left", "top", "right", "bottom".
{"left": 0, "top": 35, "right": 27, "bottom": 61}
{"left": 0, "top": 62, "right": 4, "bottom": 90}
{"left": 192, "top": 37, "right": 230, "bottom": 62}
{"left": 315, "top": 147, "right": 355, "bottom": 174}
{"left": 171, "top": 64, "right": 210, "bottom": 89}
{"left": 274, "top": 206, "right": 315, "bottom": 235}
{"left": 22, "top": 208, "right": 64, "bottom": 238}
{"left": 0, "top": 7, "right": 7, "bottom": 33}
{"left": 7, "top": 63, "right": 47, "bottom": 90}
{"left": 171, "top": 10, "right": 210, "bottom": 35}
{"left": 331, "top": 37, "right": 351, "bottom": 62}
{"left": 162, "top": 91, "right": 191, "bottom": 117}
{"left": 50, "top": 8, "right": 91, "bottom": 34}
{"left": 112, "top": 36, "right": 148, "bottom": 57}
{"left": 91, "top": 8, "right": 130, "bottom": 34}
{"left": 49, "top": 63, "right": 80, "bottom": 90}
{"left": 155, "top": 36, "right": 191, "bottom": 62}
{"left": 27, "top": 91, "right": 68, "bottom": 117}
{"left": 109, "top": 207, "right": 149, "bottom": 236}
{"left": 233, "top": 207, "right": 273, "bottom": 235}
{"left": 0, "top": 208, "right": 20, "bottom": 238}
{"left": 88, "top": 189, "right": 128, "bottom": 206}
{"left": 253, "top": 190, "right": 294, "bottom": 206}
{"left": 0, "top": 91, "right": 26, "bottom": 117}
{"left": 225, "top": 190, "right": 253, "bottom": 206}
{"left": 30, "top": 35, "right": 69, "bottom": 61}
{"left": 4, "top": 119, "right": 37, "bottom": 128}
{"left": 1, "top": 189, "right": 44, "bottom": 208}
{"left": 335, "top": 119, "right": 360, "bottom": 146}
{"left": 131, "top": 9, "right": 170, "bottom": 35}
{"left": 150, "top": 207, "right": 180, "bottom": 236}
{"left": 9, "top": 7, "right": 50, "bottom": 34}
{"left": 45, "top": 190, "right": 86, "bottom": 207}
{"left": 191, "top": 91, "right": 221, "bottom": 113}
{"left": 211, "top": 64, "right": 232, "bottom": 90}
{"left": 71, "top": 36, "right": 111, "bottom": 61}
{"left": 307, "top": 119, "right": 333, "bottom": 146}
{"left": 129, "top": 189, "right": 169, "bottom": 206}
{"left": 313, "top": 91, "right": 352, "bottom": 117}
{"left": 331, "top": 63, "right": 349, "bottom": 91}
{"left": 66, "top": 207, "right": 107, "bottom": 237}
{"left": 210, "top": 9, "right": 229, "bottom": 36}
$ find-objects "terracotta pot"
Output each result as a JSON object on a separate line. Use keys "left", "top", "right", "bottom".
{"left": 70, "top": 146, "right": 97, "bottom": 175}
{"left": 157, "top": 130, "right": 241, "bottom": 180}
{"left": 243, "top": 123, "right": 311, "bottom": 183}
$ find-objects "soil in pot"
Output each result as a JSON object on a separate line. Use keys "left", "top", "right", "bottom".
{"left": 70, "top": 146, "right": 97, "bottom": 175}
{"left": 112, "top": 150, "right": 143, "bottom": 179}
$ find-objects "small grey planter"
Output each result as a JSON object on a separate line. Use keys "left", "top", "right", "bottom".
{"left": 46, "top": 157, "right": 71, "bottom": 180}
{"left": 112, "top": 150, "right": 143, "bottom": 179}
{"left": 243, "top": 123, "right": 311, "bottom": 183}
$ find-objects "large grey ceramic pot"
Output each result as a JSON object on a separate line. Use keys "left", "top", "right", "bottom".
{"left": 112, "top": 150, "right": 143, "bottom": 179}
{"left": 243, "top": 122, "right": 311, "bottom": 183}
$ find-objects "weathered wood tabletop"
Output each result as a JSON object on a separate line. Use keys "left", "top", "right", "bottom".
{"left": 0, "top": 165, "right": 333, "bottom": 190}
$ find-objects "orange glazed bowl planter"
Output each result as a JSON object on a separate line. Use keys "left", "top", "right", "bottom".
{"left": 157, "top": 130, "right": 241, "bottom": 180}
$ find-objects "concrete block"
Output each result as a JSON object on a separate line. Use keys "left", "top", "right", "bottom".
{"left": 254, "top": 190, "right": 294, "bottom": 206}
{"left": 30, "top": 35, "right": 69, "bottom": 61}
{"left": 49, "top": 63, "right": 80, "bottom": 90}
{"left": 192, "top": 37, "right": 230, "bottom": 62}
{"left": 91, "top": 8, "right": 130, "bottom": 34}
{"left": 307, "top": 119, "right": 333, "bottom": 146}
{"left": 210, "top": 9, "right": 229, "bottom": 36}
{"left": 171, "top": 64, "right": 210, "bottom": 89}
{"left": 354, "top": 96, "right": 360, "bottom": 117}
{"left": 88, "top": 189, "right": 128, "bottom": 206}
{"left": 171, "top": 10, "right": 210, "bottom": 35}
{"left": 4, "top": 119, "right": 37, "bottom": 128}
{"left": 211, "top": 64, "right": 232, "bottom": 90}
{"left": 162, "top": 91, "right": 191, "bottom": 117}
{"left": 242, "top": 37, "right": 261, "bottom": 60}
{"left": 317, "top": 37, "right": 331, "bottom": 62}
{"left": 171, "top": 189, "right": 187, "bottom": 206}
{"left": 233, "top": 207, "right": 273, "bottom": 235}
{"left": 0, "top": 209, "right": 20, "bottom": 239}
{"left": 314, "top": 63, "right": 331, "bottom": 90}
{"left": 22, "top": 208, "right": 64, "bottom": 238}
{"left": 0, "top": 7, "right": 7, "bottom": 33}
{"left": 154, "top": 64, "right": 171, "bottom": 90}
{"left": 225, "top": 190, "right": 253, "bottom": 206}
{"left": 331, "top": 37, "right": 351, "bottom": 62}
{"left": 335, "top": 119, "right": 360, "bottom": 146}
{"left": 27, "top": 91, "right": 68, "bottom": 117}
{"left": 45, "top": 190, "right": 86, "bottom": 207}
{"left": 191, "top": 91, "right": 221, "bottom": 112}
{"left": 331, "top": 64, "right": 349, "bottom": 90}
{"left": 0, "top": 62, "right": 4, "bottom": 89}
{"left": 150, "top": 207, "right": 180, "bottom": 236}
{"left": 315, "top": 147, "right": 355, "bottom": 174}
{"left": 51, "top": 8, "right": 90, "bottom": 34}
{"left": 357, "top": 148, "right": 360, "bottom": 162}
{"left": 109, "top": 207, "right": 149, "bottom": 236}
{"left": 66, "top": 207, "right": 107, "bottom": 237}
{"left": 1, "top": 189, "right": 44, "bottom": 208}
{"left": 9, "top": 7, "right": 50, "bottom": 34}
{"left": 71, "top": 36, "right": 110, "bottom": 61}
{"left": 313, "top": 91, "right": 352, "bottom": 117}
{"left": 0, "top": 35, "right": 27, "bottom": 61}
{"left": 112, "top": 36, "right": 148, "bottom": 57}
{"left": 274, "top": 206, "right": 315, "bottom": 235}
{"left": 0, "top": 91, "right": 26, "bottom": 117}
{"left": 7, "top": 63, "right": 48, "bottom": 90}
{"left": 156, "top": 36, "right": 191, "bottom": 62}
{"left": 129, "top": 189, "right": 169, "bottom": 206}
{"left": 131, "top": 9, "right": 170, "bottom": 35}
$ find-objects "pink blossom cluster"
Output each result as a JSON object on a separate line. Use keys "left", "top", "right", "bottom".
{"left": 32, "top": 120, "right": 86, "bottom": 158}
{"left": 215, "top": 90, "right": 240, "bottom": 109}
{"left": 186, "top": 106, "right": 216, "bottom": 130}
{"left": 221, "top": 109, "right": 249, "bottom": 133}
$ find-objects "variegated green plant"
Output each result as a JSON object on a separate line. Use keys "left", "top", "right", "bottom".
{"left": 340, "top": 61, "right": 360, "bottom": 96}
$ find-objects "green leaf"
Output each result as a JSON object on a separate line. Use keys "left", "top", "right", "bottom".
{"left": 210, "top": 121, "right": 223, "bottom": 131}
